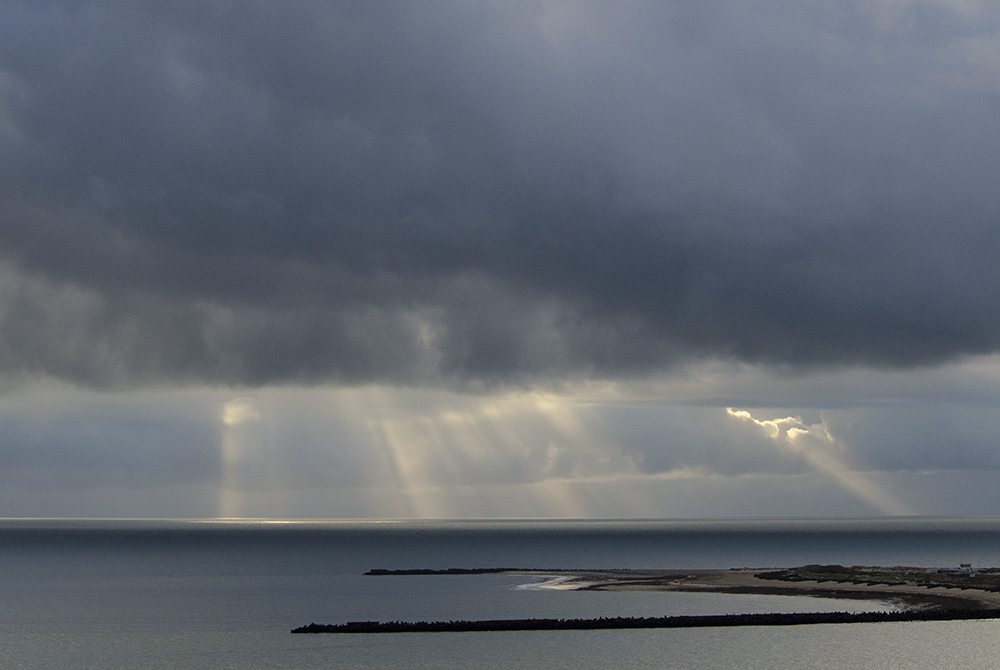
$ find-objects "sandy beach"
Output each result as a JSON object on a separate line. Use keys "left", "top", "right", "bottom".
{"left": 527, "top": 569, "right": 1000, "bottom": 611}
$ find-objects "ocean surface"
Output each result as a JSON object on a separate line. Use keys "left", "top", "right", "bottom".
{"left": 3, "top": 517, "right": 1000, "bottom": 669}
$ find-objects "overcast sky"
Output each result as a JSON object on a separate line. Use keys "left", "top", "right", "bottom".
{"left": 1, "top": 0, "right": 999, "bottom": 518}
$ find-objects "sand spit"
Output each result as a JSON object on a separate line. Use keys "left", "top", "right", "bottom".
{"left": 297, "top": 567, "right": 1000, "bottom": 633}
{"left": 362, "top": 565, "right": 1000, "bottom": 613}
{"left": 541, "top": 569, "right": 1000, "bottom": 611}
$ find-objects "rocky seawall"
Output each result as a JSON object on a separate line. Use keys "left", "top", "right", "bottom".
{"left": 292, "top": 608, "right": 1000, "bottom": 633}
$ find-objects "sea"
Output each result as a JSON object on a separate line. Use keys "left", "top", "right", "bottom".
{"left": 3, "top": 517, "right": 1000, "bottom": 669}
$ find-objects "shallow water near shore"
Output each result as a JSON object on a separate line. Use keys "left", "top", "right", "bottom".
{"left": 8, "top": 622, "right": 1000, "bottom": 670}
{"left": 3, "top": 518, "right": 1000, "bottom": 668}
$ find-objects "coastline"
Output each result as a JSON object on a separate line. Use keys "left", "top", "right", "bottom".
{"left": 364, "top": 566, "right": 1000, "bottom": 611}
{"left": 530, "top": 569, "right": 1000, "bottom": 611}
{"left": 297, "top": 566, "right": 1000, "bottom": 633}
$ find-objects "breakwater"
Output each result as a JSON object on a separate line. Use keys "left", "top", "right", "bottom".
{"left": 292, "top": 608, "right": 1000, "bottom": 634}
{"left": 364, "top": 568, "right": 524, "bottom": 575}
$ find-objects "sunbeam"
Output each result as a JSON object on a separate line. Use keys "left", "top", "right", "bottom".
{"left": 218, "top": 398, "right": 260, "bottom": 518}
{"left": 727, "top": 408, "right": 914, "bottom": 515}
{"left": 336, "top": 388, "right": 640, "bottom": 517}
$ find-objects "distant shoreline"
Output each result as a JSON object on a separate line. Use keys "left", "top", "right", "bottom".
{"left": 360, "top": 565, "right": 1000, "bottom": 614}
{"left": 539, "top": 567, "right": 1000, "bottom": 611}
{"left": 291, "top": 565, "right": 1000, "bottom": 634}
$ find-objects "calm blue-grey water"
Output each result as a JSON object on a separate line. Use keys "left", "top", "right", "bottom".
{"left": 2, "top": 518, "right": 1000, "bottom": 668}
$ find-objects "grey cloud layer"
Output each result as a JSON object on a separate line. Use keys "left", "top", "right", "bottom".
{"left": 2, "top": 0, "right": 999, "bottom": 387}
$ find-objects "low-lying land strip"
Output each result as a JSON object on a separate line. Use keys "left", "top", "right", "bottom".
{"left": 559, "top": 565, "right": 1000, "bottom": 611}
{"left": 363, "top": 564, "right": 1000, "bottom": 611}
{"left": 293, "top": 565, "right": 1000, "bottom": 633}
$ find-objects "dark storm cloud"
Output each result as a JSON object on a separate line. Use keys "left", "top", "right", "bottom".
{"left": 1, "top": 0, "right": 999, "bottom": 387}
